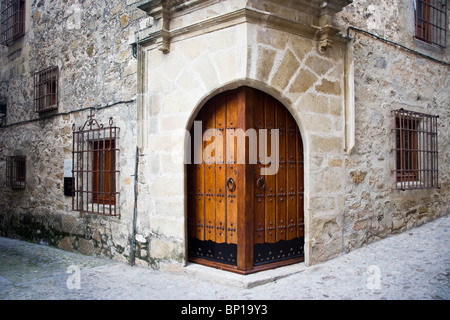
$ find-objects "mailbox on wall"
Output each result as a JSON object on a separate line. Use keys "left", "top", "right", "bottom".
{"left": 64, "top": 159, "right": 73, "bottom": 197}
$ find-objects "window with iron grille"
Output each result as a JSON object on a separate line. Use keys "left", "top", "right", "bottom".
{"left": 6, "top": 155, "right": 26, "bottom": 189}
{"left": 34, "top": 67, "right": 59, "bottom": 113}
{"left": 72, "top": 113, "right": 120, "bottom": 216}
{"left": 392, "top": 109, "right": 439, "bottom": 190}
{"left": 414, "top": 0, "right": 447, "bottom": 48}
{"left": 0, "top": 0, "right": 25, "bottom": 46}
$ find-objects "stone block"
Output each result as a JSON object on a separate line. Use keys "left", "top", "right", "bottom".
{"left": 194, "top": 55, "right": 220, "bottom": 90}
{"left": 304, "top": 55, "right": 334, "bottom": 77}
{"left": 149, "top": 217, "right": 184, "bottom": 239}
{"left": 288, "top": 36, "right": 313, "bottom": 61}
{"left": 213, "top": 49, "right": 238, "bottom": 84}
{"left": 297, "top": 93, "right": 329, "bottom": 114}
{"left": 150, "top": 238, "right": 184, "bottom": 262}
{"left": 61, "top": 215, "right": 84, "bottom": 236}
{"left": 302, "top": 114, "right": 332, "bottom": 133}
{"left": 310, "top": 170, "right": 344, "bottom": 193}
{"left": 311, "top": 135, "right": 342, "bottom": 153}
{"left": 328, "top": 158, "right": 343, "bottom": 167}
{"left": 149, "top": 175, "right": 185, "bottom": 197}
{"left": 350, "top": 171, "right": 367, "bottom": 184}
{"left": 315, "top": 79, "right": 342, "bottom": 96}
{"left": 271, "top": 50, "right": 300, "bottom": 91}
{"left": 256, "top": 47, "right": 277, "bottom": 83}
{"left": 78, "top": 238, "right": 95, "bottom": 255}
{"left": 309, "top": 196, "right": 336, "bottom": 213}
{"left": 289, "top": 67, "right": 318, "bottom": 94}
{"left": 58, "top": 237, "right": 73, "bottom": 252}
{"left": 257, "top": 28, "right": 289, "bottom": 50}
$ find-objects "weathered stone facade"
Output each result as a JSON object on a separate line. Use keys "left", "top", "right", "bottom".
{"left": 0, "top": 0, "right": 144, "bottom": 264}
{"left": 0, "top": 0, "right": 448, "bottom": 271}
{"left": 334, "top": 0, "right": 449, "bottom": 256}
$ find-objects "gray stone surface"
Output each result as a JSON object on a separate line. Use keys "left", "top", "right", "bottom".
{"left": 0, "top": 214, "right": 449, "bottom": 300}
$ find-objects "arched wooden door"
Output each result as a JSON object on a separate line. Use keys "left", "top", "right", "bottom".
{"left": 187, "top": 87, "right": 304, "bottom": 274}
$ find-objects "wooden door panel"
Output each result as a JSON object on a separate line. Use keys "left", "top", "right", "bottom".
{"left": 264, "top": 96, "right": 276, "bottom": 244}
{"left": 296, "top": 129, "right": 305, "bottom": 237}
{"left": 204, "top": 99, "right": 216, "bottom": 242}
{"left": 275, "top": 103, "right": 287, "bottom": 242}
{"left": 215, "top": 95, "right": 227, "bottom": 243}
{"left": 252, "top": 89, "right": 304, "bottom": 267}
{"left": 286, "top": 114, "right": 298, "bottom": 240}
{"left": 193, "top": 109, "right": 205, "bottom": 241}
{"left": 253, "top": 91, "right": 265, "bottom": 245}
{"left": 226, "top": 91, "right": 238, "bottom": 244}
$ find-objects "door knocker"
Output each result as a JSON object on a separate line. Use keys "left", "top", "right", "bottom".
{"left": 256, "top": 176, "right": 265, "bottom": 190}
{"left": 226, "top": 177, "right": 236, "bottom": 191}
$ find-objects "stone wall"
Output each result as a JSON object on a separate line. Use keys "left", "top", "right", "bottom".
{"left": 334, "top": 0, "right": 450, "bottom": 253}
{"left": 0, "top": 0, "right": 146, "bottom": 265}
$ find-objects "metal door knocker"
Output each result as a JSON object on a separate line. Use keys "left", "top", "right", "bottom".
{"left": 226, "top": 177, "right": 236, "bottom": 191}
{"left": 256, "top": 176, "right": 265, "bottom": 190}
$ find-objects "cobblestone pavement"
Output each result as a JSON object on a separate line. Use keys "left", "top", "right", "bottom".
{"left": 0, "top": 215, "right": 449, "bottom": 301}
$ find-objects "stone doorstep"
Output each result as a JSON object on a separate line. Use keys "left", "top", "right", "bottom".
{"left": 159, "top": 262, "right": 307, "bottom": 289}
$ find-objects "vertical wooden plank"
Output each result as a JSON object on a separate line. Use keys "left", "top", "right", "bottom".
{"left": 226, "top": 91, "right": 238, "bottom": 245}
{"left": 264, "top": 95, "right": 276, "bottom": 243}
{"left": 286, "top": 112, "right": 297, "bottom": 241}
{"left": 275, "top": 102, "right": 287, "bottom": 242}
{"left": 253, "top": 90, "right": 265, "bottom": 245}
{"left": 296, "top": 129, "right": 305, "bottom": 238}
{"left": 194, "top": 109, "right": 205, "bottom": 241}
{"left": 204, "top": 99, "right": 216, "bottom": 242}
{"left": 215, "top": 94, "right": 227, "bottom": 244}
{"left": 187, "top": 127, "right": 195, "bottom": 239}
{"left": 237, "top": 87, "right": 253, "bottom": 271}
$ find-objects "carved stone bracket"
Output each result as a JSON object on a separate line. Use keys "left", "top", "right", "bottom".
{"left": 317, "top": 25, "right": 341, "bottom": 51}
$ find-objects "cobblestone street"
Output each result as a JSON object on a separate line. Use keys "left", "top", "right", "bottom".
{"left": 1, "top": 215, "right": 449, "bottom": 301}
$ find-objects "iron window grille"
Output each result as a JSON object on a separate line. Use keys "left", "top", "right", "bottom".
{"left": 0, "top": 0, "right": 25, "bottom": 46}
{"left": 392, "top": 109, "right": 439, "bottom": 190}
{"left": 6, "top": 155, "right": 26, "bottom": 189}
{"left": 414, "top": 0, "right": 447, "bottom": 48}
{"left": 34, "top": 67, "right": 59, "bottom": 113}
{"left": 72, "top": 113, "right": 120, "bottom": 217}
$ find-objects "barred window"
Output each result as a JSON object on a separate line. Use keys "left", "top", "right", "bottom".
{"left": 34, "top": 67, "right": 59, "bottom": 113}
{"left": 392, "top": 109, "right": 439, "bottom": 190}
{"left": 0, "top": 0, "right": 25, "bottom": 46}
{"left": 72, "top": 114, "right": 120, "bottom": 216}
{"left": 6, "top": 155, "right": 26, "bottom": 189}
{"left": 414, "top": 0, "right": 447, "bottom": 48}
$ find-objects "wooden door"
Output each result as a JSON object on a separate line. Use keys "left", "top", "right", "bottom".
{"left": 187, "top": 89, "right": 243, "bottom": 268}
{"left": 187, "top": 87, "right": 304, "bottom": 273}
{"left": 251, "top": 90, "right": 304, "bottom": 268}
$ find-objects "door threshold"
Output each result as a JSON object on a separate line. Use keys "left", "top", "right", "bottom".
{"left": 182, "top": 260, "right": 306, "bottom": 289}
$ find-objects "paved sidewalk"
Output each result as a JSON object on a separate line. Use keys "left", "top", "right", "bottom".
{"left": 0, "top": 215, "right": 449, "bottom": 300}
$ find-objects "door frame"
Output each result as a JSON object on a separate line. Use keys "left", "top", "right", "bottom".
{"left": 184, "top": 84, "right": 308, "bottom": 273}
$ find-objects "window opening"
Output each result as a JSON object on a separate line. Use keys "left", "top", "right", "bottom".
{"left": 34, "top": 67, "right": 59, "bottom": 113}
{"left": 414, "top": 0, "right": 447, "bottom": 48}
{"left": 392, "top": 109, "right": 439, "bottom": 190}
{"left": 6, "top": 155, "right": 26, "bottom": 189}
{"left": 0, "top": 0, "right": 25, "bottom": 46}
{"left": 72, "top": 112, "right": 120, "bottom": 216}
